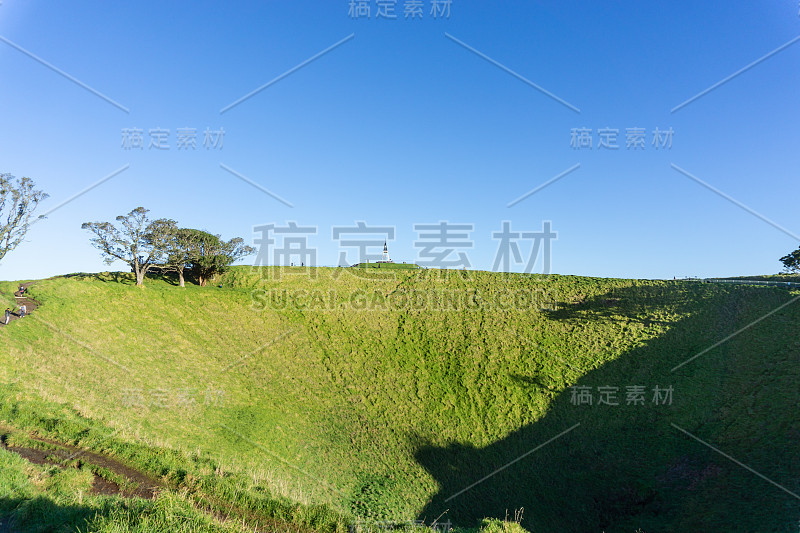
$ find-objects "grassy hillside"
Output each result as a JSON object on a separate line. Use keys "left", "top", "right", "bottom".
{"left": 1, "top": 267, "right": 798, "bottom": 532}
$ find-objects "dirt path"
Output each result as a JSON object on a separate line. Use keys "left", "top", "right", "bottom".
{"left": 2, "top": 281, "right": 38, "bottom": 326}
{"left": 0, "top": 424, "right": 317, "bottom": 533}
{"left": 0, "top": 426, "right": 162, "bottom": 499}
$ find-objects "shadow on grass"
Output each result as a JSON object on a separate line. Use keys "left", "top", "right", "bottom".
{"left": 63, "top": 271, "right": 136, "bottom": 285}
{"left": 0, "top": 496, "right": 117, "bottom": 533}
{"left": 414, "top": 283, "right": 800, "bottom": 532}
{"left": 62, "top": 271, "right": 187, "bottom": 286}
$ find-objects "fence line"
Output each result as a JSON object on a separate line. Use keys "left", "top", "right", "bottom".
{"left": 702, "top": 278, "right": 800, "bottom": 288}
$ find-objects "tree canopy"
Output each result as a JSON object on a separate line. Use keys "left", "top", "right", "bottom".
{"left": 188, "top": 230, "right": 255, "bottom": 286}
{"left": 82, "top": 207, "right": 254, "bottom": 287}
{"left": 779, "top": 246, "right": 800, "bottom": 274}
{"left": 82, "top": 207, "right": 175, "bottom": 287}
{"left": 161, "top": 226, "right": 198, "bottom": 288}
{"left": 0, "top": 173, "right": 48, "bottom": 265}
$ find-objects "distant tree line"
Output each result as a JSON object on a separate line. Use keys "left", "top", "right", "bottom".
{"left": 7, "top": 170, "right": 800, "bottom": 286}
{"left": 82, "top": 207, "right": 254, "bottom": 287}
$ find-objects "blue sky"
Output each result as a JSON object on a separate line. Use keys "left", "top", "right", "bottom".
{"left": 0, "top": 0, "right": 798, "bottom": 280}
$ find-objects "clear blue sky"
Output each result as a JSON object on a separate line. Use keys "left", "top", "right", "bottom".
{"left": 1, "top": 0, "right": 798, "bottom": 280}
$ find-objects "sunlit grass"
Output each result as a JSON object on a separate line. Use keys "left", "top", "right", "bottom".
{"left": 1, "top": 267, "right": 798, "bottom": 531}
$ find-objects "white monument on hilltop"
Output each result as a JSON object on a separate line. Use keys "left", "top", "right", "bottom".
{"left": 378, "top": 241, "right": 393, "bottom": 263}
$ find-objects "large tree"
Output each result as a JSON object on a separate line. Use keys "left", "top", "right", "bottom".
{"left": 0, "top": 174, "right": 48, "bottom": 264}
{"left": 189, "top": 230, "right": 255, "bottom": 286}
{"left": 82, "top": 207, "right": 175, "bottom": 287}
{"left": 779, "top": 247, "right": 800, "bottom": 274}
{"left": 161, "top": 225, "right": 200, "bottom": 288}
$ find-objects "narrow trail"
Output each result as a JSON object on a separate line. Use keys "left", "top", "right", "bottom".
{"left": 0, "top": 424, "right": 301, "bottom": 532}
{"left": 0, "top": 424, "right": 162, "bottom": 500}
{"left": 0, "top": 425, "right": 311, "bottom": 533}
{"left": 2, "top": 281, "right": 38, "bottom": 326}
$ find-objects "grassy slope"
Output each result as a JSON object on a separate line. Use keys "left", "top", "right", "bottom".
{"left": 1, "top": 268, "right": 798, "bottom": 532}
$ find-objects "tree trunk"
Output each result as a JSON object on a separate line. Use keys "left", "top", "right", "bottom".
{"left": 178, "top": 268, "right": 185, "bottom": 288}
{"left": 133, "top": 257, "right": 146, "bottom": 287}
{"left": 199, "top": 275, "right": 206, "bottom": 287}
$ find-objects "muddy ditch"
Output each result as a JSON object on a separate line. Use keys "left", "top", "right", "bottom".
{"left": 0, "top": 429, "right": 162, "bottom": 499}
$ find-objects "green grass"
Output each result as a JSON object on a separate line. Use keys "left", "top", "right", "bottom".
{"left": 1, "top": 266, "right": 799, "bottom": 532}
